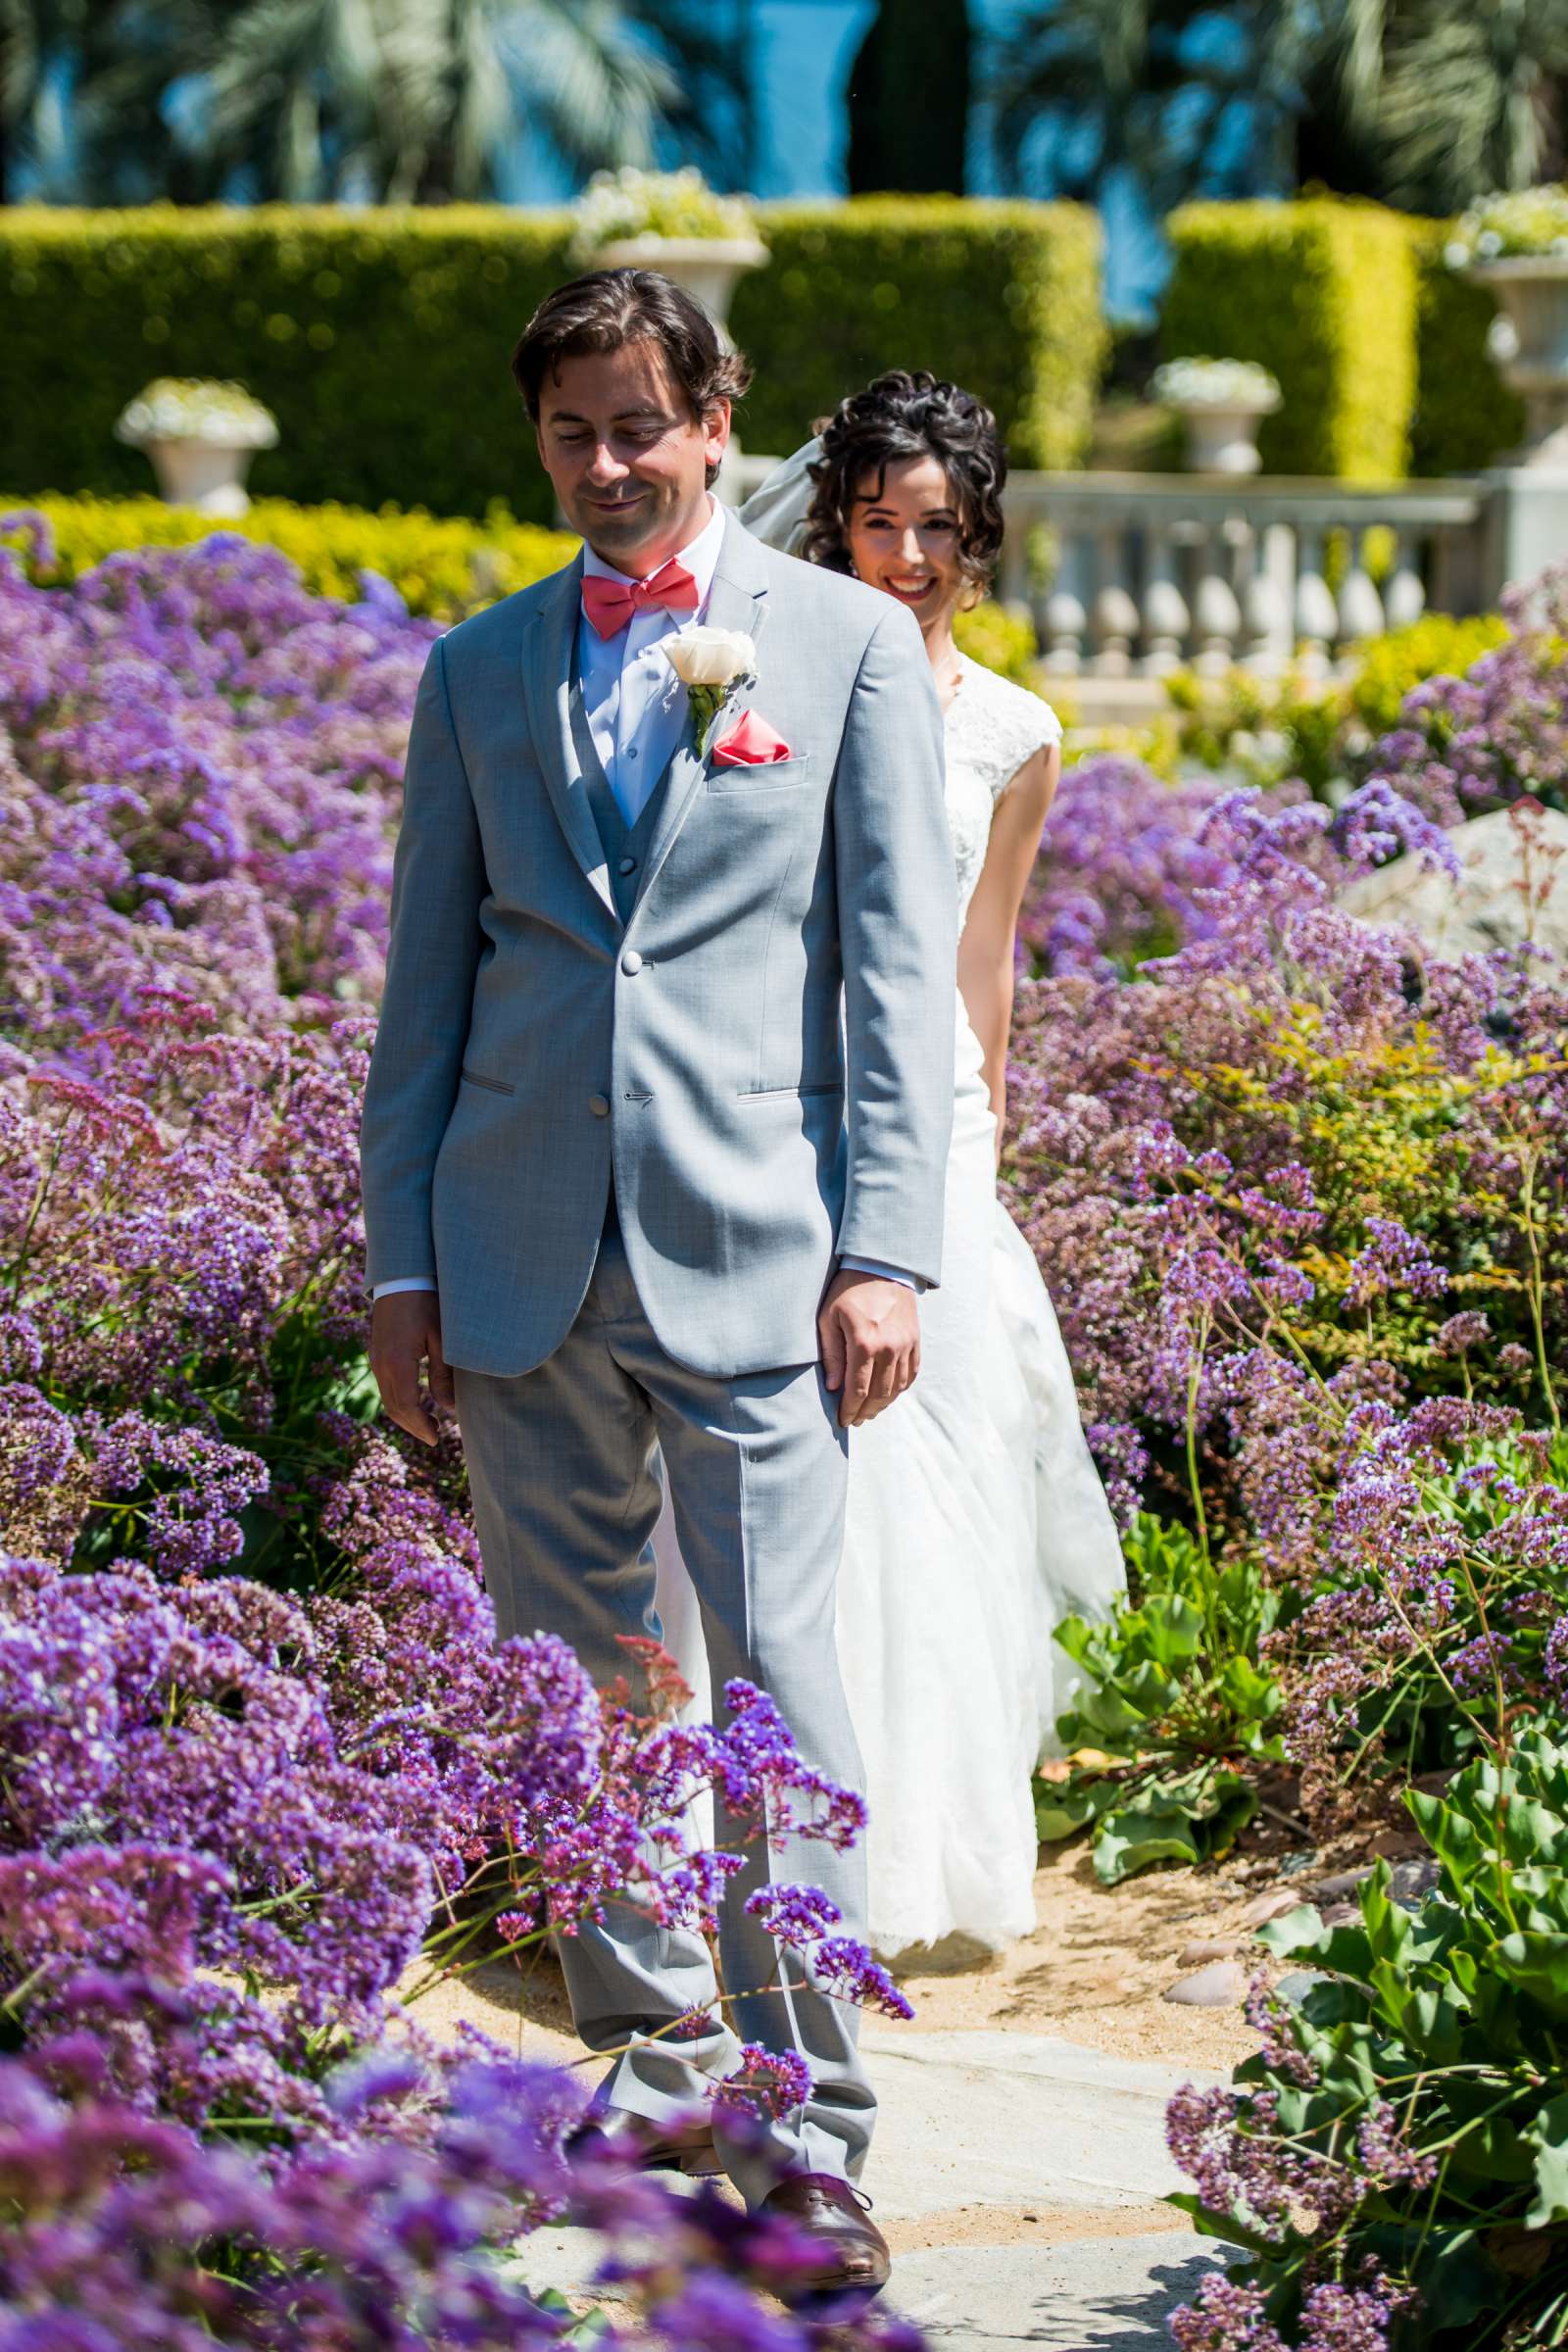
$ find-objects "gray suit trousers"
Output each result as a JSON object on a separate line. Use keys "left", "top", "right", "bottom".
{"left": 454, "top": 1226, "right": 873, "bottom": 2206}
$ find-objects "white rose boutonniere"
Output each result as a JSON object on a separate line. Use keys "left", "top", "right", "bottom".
{"left": 662, "top": 624, "right": 758, "bottom": 755}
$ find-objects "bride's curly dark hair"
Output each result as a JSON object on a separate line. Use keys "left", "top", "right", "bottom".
{"left": 803, "top": 370, "right": 1007, "bottom": 602}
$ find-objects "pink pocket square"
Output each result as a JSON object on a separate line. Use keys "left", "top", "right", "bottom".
{"left": 711, "top": 710, "right": 796, "bottom": 766}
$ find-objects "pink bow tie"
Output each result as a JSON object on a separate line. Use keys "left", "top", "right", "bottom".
{"left": 581, "top": 557, "right": 701, "bottom": 638}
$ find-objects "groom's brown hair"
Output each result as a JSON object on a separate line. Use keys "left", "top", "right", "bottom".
{"left": 513, "top": 270, "right": 753, "bottom": 441}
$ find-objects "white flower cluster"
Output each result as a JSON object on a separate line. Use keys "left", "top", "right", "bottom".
{"left": 1150, "top": 357, "right": 1281, "bottom": 411}
{"left": 115, "top": 378, "right": 279, "bottom": 450}
{"left": 569, "top": 167, "right": 760, "bottom": 263}
{"left": 1446, "top": 184, "right": 1568, "bottom": 269}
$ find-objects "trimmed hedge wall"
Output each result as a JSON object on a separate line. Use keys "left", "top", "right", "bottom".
{"left": 730, "top": 198, "right": 1104, "bottom": 471}
{"left": 1161, "top": 199, "right": 1418, "bottom": 479}
{"left": 1162, "top": 197, "right": 1525, "bottom": 481}
{"left": 0, "top": 199, "right": 1103, "bottom": 525}
{"left": 1406, "top": 220, "right": 1525, "bottom": 476}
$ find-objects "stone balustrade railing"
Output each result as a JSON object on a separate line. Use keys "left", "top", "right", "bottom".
{"left": 994, "top": 473, "right": 1488, "bottom": 679}
{"left": 724, "top": 454, "right": 1564, "bottom": 695}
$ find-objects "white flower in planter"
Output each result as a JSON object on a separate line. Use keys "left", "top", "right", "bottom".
{"left": 1446, "top": 186, "right": 1568, "bottom": 269}
{"left": 115, "top": 379, "right": 278, "bottom": 516}
{"left": 569, "top": 167, "right": 760, "bottom": 265}
{"left": 1150, "top": 358, "right": 1281, "bottom": 412}
{"left": 115, "top": 378, "right": 279, "bottom": 451}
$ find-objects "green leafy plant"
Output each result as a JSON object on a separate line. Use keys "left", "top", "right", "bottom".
{"left": 1038, "top": 1515, "right": 1287, "bottom": 1884}
{"left": 1169, "top": 1726, "right": 1568, "bottom": 2348}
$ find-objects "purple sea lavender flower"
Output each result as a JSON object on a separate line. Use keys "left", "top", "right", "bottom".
{"left": 712, "top": 2044, "right": 813, "bottom": 2123}
{"left": 1342, "top": 1218, "right": 1448, "bottom": 1310}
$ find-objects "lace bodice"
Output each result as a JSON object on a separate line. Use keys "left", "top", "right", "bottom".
{"left": 945, "top": 653, "right": 1062, "bottom": 926}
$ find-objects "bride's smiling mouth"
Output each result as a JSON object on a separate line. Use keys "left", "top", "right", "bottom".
{"left": 878, "top": 572, "right": 938, "bottom": 606}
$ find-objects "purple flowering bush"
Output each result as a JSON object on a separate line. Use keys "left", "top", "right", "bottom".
{"left": 1366, "top": 566, "right": 1568, "bottom": 827}
{"left": 1008, "top": 599, "right": 1568, "bottom": 2345}
{"left": 0, "top": 533, "right": 918, "bottom": 2346}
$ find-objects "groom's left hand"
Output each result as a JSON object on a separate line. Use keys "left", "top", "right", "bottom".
{"left": 819, "top": 1271, "right": 921, "bottom": 1428}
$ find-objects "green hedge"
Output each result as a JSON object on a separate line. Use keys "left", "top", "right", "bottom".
{"left": 1161, "top": 197, "right": 1526, "bottom": 481}
{"left": 1161, "top": 198, "right": 1418, "bottom": 479}
{"left": 0, "top": 199, "right": 1103, "bottom": 526}
{"left": 731, "top": 198, "right": 1104, "bottom": 470}
{"left": 1405, "top": 219, "right": 1525, "bottom": 476}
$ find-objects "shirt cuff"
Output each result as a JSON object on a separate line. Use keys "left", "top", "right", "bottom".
{"left": 839, "top": 1254, "right": 925, "bottom": 1296}
{"left": 371, "top": 1277, "right": 439, "bottom": 1300}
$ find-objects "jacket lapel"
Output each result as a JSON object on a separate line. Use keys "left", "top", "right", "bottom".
{"left": 633, "top": 513, "right": 772, "bottom": 913}
{"left": 519, "top": 552, "right": 617, "bottom": 921}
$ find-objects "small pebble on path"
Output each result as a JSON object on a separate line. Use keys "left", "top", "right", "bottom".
{"left": 1238, "top": 1887, "right": 1310, "bottom": 1928}
{"left": 1162, "top": 1960, "right": 1250, "bottom": 2007}
{"left": 1176, "top": 1938, "right": 1237, "bottom": 1968}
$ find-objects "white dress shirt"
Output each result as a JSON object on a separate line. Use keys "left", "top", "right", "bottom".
{"left": 372, "top": 496, "right": 916, "bottom": 1300}
{"left": 579, "top": 496, "right": 726, "bottom": 825}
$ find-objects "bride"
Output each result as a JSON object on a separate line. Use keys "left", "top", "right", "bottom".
{"left": 660, "top": 370, "right": 1124, "bottom": 1966}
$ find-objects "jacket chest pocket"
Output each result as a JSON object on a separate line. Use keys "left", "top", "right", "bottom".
{"left": 704, "top": 753, "right": 812, "bottom": 797}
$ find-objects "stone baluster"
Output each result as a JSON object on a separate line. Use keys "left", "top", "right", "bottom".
{"left": 1142, "top": 524, "right": 1191, "bottom": 672}
{"left": 1091, "top": 526, "right": 1140, "bottom": 673}
{"left": 1242, "top": 526, "right": 1292, "bottom": 672}
{"left": 1192, "top": 525, "right": 1243, "bottom": 674}
{"left": 1337, "top": 530, "right": 1386, "bottom": 646}
{"left": 1383, "top": 529, "right": 1427, "bottom": 629}
{"left": 1042, "top": 527, "right": 1090, "bottom": 674}
{"left": 1295, "top": 528, "right": 1339, "bottom": 678}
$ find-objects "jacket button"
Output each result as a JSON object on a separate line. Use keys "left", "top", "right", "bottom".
{"left": 588, "top": 1093, "right": 610, "bottom": 1117}
{"left": 620, "top": 950, "right": 644, "bottom": 976}
{"left": 618, "top": 856, "right": 637, "bottom": 875}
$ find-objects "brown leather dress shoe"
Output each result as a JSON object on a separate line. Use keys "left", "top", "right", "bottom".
{"left": 760, "top": 2173, "right": 891, "bottom": 2299}
{"left": 569, "top": 2111, "right": 719, "bottom": 2174}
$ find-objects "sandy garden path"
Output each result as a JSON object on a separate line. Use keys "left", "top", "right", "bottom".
{"left": 417, "top": 1840, "right": 1288, "bottom": 2345}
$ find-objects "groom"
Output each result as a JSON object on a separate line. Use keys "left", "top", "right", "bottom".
{"left": 361, "top": 270, "right": 955, "bottom": 2287}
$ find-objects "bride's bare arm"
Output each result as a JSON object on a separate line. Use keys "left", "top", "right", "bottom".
{"left": 956, "top": 741, "right": 1061, "bottom": 1154}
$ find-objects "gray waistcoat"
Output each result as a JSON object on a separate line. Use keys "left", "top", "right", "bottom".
{"left": 567, "top": 675, "right": 675, "bottom": 927}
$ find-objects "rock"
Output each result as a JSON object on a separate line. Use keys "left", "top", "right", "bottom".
{"left": 1238, "top": 1887, "right": 1311, "bottom": 1928}
{"left": 1320, "top": 1901, "right": 1360, "bottom": 1926}
{"left": 1340, "top": 801, "right": 1568, "bottom": 964}
{"left": 1176, "top": 1938, "right": 1238, "bottom": 1968}
{"left": 1368, "top": 1829, "right": 1423, "bottom": 1860}
{"left": 1274, "top": 1970, "right": 1329, "bottom": 2007}
{"left": 1310, "top": 1867, "right": 1373, "bottom": 1902}
{"left": 1162, "top": 1960, "right": 1250, "bottom": 2007}
{"left": 1389, "top": 1858, "right": 1441, "bottom": 1910}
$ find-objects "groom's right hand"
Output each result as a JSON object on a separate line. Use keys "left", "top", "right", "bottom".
{"left": 369, "top": 1290, "right": 454, "bottom": 1446}
{"left": 818, "top": 1270, "right": 921, "bottom": 1428}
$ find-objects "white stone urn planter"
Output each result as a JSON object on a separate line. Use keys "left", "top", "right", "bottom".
{"left": 1469, "top": 257, "right": 1568, "bottom": 466}
{"left": 594, "top": 234, "right": 769, "bottom": 338}
{"left": 115, "top": 378, "right": 278, "bottom": 516}
{"left": 1173, "top": 393, "right": 1280, "bottom": 475}
{"left": 138, "top": 436, "right": 264, "bottom": 517}
{"left": 1152, "top": 359, "right": 1282, "bottom": 476}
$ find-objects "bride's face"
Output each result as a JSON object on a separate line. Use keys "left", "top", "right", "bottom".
{"left": 845, "top": 454, "right": 966, "bottom": 634}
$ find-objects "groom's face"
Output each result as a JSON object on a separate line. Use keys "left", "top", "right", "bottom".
{"left": 536, "top": 340, "right": 728, "bottom": 575}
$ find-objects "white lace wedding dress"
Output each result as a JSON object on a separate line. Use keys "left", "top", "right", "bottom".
{"left": 655, "top": 635, "right": 1126, "bottom": 1966}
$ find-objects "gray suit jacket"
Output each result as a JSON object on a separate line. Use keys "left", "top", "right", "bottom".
{"left": 360, "top": 510, "right": 956, "bottom": 1380}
